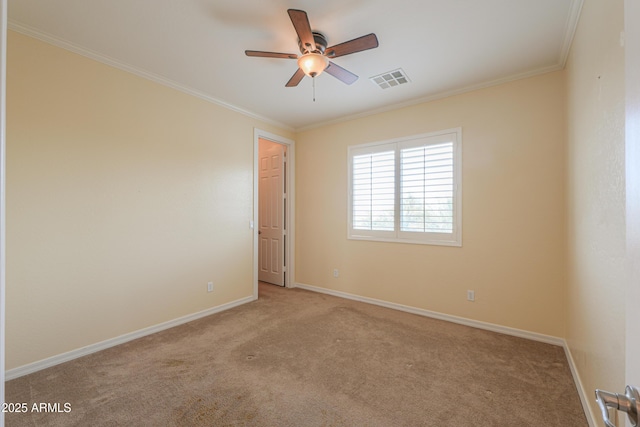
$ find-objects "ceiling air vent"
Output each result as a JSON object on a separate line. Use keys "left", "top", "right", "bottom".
{"left": 369, "top": 69, "right": 410, "bottom": 89}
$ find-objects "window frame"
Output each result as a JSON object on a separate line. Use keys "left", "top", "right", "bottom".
{"left": 347, "top": 128, "right": 462, "bottom": 247}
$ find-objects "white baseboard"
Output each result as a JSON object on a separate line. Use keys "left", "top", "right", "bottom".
{"left": 295, "top": 282, "right": 596, "bottom": 426}
{"left": 562, "top": 343, "right": 598, "bottom": 427}
{"left": 6, "top": 295, "right": 254, "bottom": 381}
{"left": 6, "top": 283, "right": 597, "bottom": 427}
{"left": 295, "top": 282, "right": 563, "bottom": 345}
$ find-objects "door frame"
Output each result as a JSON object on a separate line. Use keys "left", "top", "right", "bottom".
{"left": 253, "top": 129, "right": 295, "bottom": 298}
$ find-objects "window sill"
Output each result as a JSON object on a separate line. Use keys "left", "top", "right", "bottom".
{"left": 347, "top": 234, "right": 462, "bottom": 247}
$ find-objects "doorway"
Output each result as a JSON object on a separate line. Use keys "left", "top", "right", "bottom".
{"left": 258, "top": 138, "right": 286, "bottom": 287}
{"left": 253, "top": 129, "right": 295, "bottom": 298}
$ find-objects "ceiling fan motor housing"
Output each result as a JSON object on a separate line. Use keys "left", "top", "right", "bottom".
{"left": 299, "top": 31, "right": 328, "bottom": 54}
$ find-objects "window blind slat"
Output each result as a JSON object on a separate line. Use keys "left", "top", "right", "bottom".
{"left": 400, "top": 142, "right": 454, "bottom": 233}
{"left": 352, "top": 150, "right": 395, "bottom": 231}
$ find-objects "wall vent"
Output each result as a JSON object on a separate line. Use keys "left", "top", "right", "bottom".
{"left": 369, "top": 69, "right": 410, "bottom": 89}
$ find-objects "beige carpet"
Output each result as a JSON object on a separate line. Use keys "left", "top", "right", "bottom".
{"left": 6, "top": 283, "right": 587, "bottom": 426}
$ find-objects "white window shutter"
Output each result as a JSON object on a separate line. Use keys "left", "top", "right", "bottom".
{"left": 400, "top": 142, "right": 454, "bottom": 233}
{"left": 352, "top": 150, "right": 395, "bottom": 231}
{"left": 348, "top": 128, "right": 461, "bottom": 246}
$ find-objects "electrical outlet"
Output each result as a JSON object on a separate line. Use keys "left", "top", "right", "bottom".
{"left": 333, "top": 269, "right": 339, "bottom": 278}
{"left": 467, "top": 290, "right": 475, "bottom": 302}
{"left": 207, "top": 282, "right": 214, "bottom": 293}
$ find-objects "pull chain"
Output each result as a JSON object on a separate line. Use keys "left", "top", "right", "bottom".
{"left": 312, "top": 77, "right": 316, "bottom": 102}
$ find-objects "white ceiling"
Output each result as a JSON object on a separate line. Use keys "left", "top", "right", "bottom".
{"left": 8, "top": 0, "right": 583, "bottom": 130}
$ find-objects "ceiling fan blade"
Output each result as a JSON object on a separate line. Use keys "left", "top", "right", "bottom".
{"left": 285, "top": 68, "right": 306, "bottom": 87}
{"left": 288, "top": 9, "right": 316, "bottom": 53}
{"left": 245, "top": 50, "right": 298, "bottom": 59}
{"left": 325, "top": 62, "right": 358, "bottom": 85}
{"left": 325, "top": 33, "right": 379, "bottom": 58}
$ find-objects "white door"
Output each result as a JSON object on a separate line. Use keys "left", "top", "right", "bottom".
{"left": 600, "top": 4, "right": 640, "bottom": 426}
{"left": 626, "top": 0, "right": 640, "bottom": 409}
{"left": 258, "top": 139, "right": 286, "bottom": 286}
{"left": 590, "top": 6, "right": 639, "bottom": 426}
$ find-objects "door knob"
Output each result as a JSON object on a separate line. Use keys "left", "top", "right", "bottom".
{"left": 595, "top": 385, "right": 640, "bottom": 427}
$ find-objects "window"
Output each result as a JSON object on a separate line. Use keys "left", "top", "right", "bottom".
{"left": 348, "top": 128, "right": 462, "bottom": 246}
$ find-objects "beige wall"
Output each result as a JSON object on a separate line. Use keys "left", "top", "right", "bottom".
{"left": 565, "top": 0, "right": 626, "bottom": 422}
{"left": 6, "top": 31, "right": 292, "bottom": 369}
{"left": 295, "top": 71, "right": 567, "bottom": 337}
{"left": 6, "top": 7, "right": 629, "bottom": 423}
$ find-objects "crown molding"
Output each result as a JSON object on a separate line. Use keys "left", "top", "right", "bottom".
{"left": 296, "top": 63, "right": 563, "bottom": 132}
{"left": 8, "top": 0, "right": 584, "bottom": 135}
{"left": 8, "top": 21, "right": 294, "bottom": 132}
{"left": 559, "top": 0, "right": 585, "bottom": 69}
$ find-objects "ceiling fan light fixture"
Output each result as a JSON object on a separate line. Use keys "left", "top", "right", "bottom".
{"left": 298, "top": 53, "right": 329, "bottom": 78}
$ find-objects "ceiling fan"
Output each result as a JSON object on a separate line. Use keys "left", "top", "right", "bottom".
{"left": 245, "top": 9, "right": 379, "bottom": 87}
